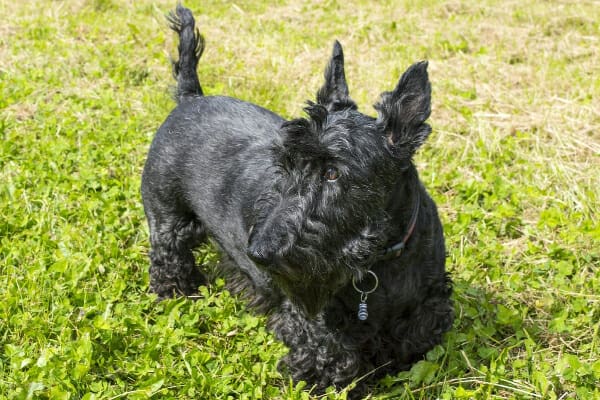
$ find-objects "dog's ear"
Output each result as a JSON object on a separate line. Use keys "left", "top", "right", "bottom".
{"left": 316, "top": 41, "right": 357, "bottom": 112}
{"left": 375, "top": 61, "right": 432, "bottom": 155}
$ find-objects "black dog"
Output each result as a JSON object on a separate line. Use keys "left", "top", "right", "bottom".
{"left": 141, "top": 4, "right": 453, "bottom": 397}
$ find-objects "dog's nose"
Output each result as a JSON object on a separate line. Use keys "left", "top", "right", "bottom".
{"left": 246, "top": 246, "right": 273, "bottom": 265}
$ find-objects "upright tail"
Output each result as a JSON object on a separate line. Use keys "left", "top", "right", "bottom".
{"left": 167, "top": 4, "right": 204, "bottom": 102}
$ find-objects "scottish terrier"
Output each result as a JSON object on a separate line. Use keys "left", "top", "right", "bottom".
{"left": 141, "top": 4, "right": 453, "bottom": 397}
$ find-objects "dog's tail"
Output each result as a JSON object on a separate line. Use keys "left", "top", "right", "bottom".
{"left": 167, "top": 4, "right": 204, "bottom": 102}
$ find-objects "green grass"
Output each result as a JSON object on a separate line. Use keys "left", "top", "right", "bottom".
{"left": 1, "top": 0, "right": 598, "bottom": 399}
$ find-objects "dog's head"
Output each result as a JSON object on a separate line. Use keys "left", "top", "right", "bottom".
{"left": 247, "top": 41, "right": 432, "bottom": 317}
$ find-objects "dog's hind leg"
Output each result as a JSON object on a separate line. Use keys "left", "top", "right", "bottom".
{"left": 146, "top": 207, "right": 208, "bottom": 299}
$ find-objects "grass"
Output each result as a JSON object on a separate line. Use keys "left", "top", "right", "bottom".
{"left": 0, "top": 0, "right": 598, "bottom": 398}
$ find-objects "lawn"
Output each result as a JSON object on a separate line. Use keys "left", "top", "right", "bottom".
{"left": 1, "top": 0, "right": 598, "bottom": 399}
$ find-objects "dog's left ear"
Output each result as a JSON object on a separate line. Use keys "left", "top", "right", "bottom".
{"left": 375, "top": 61, "right": 432, "bottom": 154}
{"left": 316, "top": 41, "right": 357, "bottom": 112}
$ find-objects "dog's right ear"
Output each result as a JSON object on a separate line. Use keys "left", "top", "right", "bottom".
{"left": 316, "top": 41, "right": 357, "bottom": 112}
{"left": 375, "top": 61, "right": 432, "bottom": 157}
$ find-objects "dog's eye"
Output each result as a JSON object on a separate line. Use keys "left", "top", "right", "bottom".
{"left": 323, "top": 166, "right": 340, "bottom": 182}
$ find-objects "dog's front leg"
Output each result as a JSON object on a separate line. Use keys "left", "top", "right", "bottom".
{"left": 269, "top": 300, "right": 364, "bottom": 395}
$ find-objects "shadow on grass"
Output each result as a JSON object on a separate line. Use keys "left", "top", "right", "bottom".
{"left": 369, "top": 276, "right": 550, "bottom": 399}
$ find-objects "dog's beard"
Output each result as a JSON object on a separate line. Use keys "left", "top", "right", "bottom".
{"left": 249, "top": 209, "right": 386, "bottom": 317}
{"left": 262, "top": 225, "right": 384, "bottom": 318}
{"left": 270, "top": 266, "right": 349, "bottom": 318}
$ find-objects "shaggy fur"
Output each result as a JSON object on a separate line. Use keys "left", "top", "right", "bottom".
{"left": 141, "top": 4, "right": 453, "bottom": 397}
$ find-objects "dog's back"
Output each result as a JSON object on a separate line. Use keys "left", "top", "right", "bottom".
{"left": 141, "top": 5, "right": 287, "bottom": 300}
{"left": 143, "top": 4, "right": 284, "bottom": 225}
{"left": 142, "top": 95, "right": 283, "bottom": 214}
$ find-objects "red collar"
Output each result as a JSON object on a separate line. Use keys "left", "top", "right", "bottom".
{"left": 378, "top": 189, "right": 420, "bottom": 260}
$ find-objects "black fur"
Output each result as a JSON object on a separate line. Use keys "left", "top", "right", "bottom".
{"left": 166, "top": 5, "right": 204, "bottom": 101}
{"left": 141, "top": 5, "right": 453, "bottom": 397}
